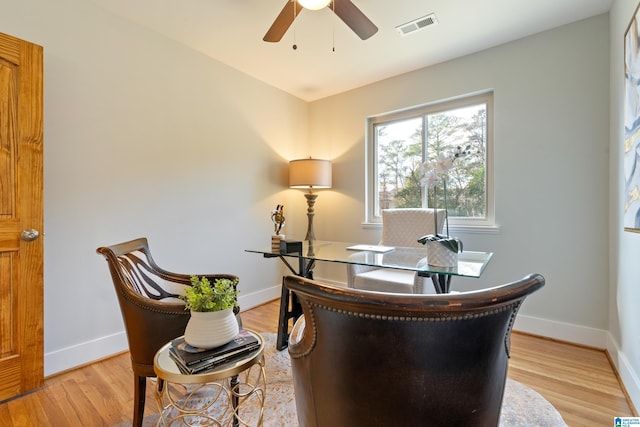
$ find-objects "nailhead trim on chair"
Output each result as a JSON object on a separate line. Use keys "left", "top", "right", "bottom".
{"left": 289, "top": 299, "right": 523, "bottom": 360}
{"left": 308, "top": 300, "right": 520, "bottom": 322}
{"left": 288, "top": 300, "right": 317, "bottom": 359}
{"left": 504, "top": 301, "right": 523, "bottom": 358}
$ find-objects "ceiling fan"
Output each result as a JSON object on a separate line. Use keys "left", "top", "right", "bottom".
{"left": 263, "top": 0, "right": 378, "bottom": 43}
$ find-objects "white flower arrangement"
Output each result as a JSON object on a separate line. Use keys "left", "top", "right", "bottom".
{"left": 417, "top": 145, "right": 469, "bottom": 253}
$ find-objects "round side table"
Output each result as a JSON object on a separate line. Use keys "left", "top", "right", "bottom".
{"left": 153, "top": 330, "right": 266, "bottom": 427}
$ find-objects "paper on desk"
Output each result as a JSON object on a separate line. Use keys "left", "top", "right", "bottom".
{"left": 346, "top": 245, "right": 395, "bottom": 253}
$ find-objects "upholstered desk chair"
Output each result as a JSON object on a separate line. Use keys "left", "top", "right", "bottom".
{"left": 97, "top": 237, "right": 240, "bottom": 427}
{"left": 285, "top": 273, "right": 545, "bottom": 427}
{"left": 347, "top": 208, "right": 446, "bottom": 294}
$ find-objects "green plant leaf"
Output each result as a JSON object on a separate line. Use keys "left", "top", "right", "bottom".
{"left": 417, "top": 234, "right": 463, "bottom": 253}
{"left": 180, "top": 275, "right": 239, "bottom": 312}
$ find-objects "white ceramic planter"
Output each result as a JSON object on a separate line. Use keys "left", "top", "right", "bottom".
{"left": 426, "top": 241, "right": 459, "bottom": 267}
{"left": 184, "top": 308, "right": 239, "bottom": 349}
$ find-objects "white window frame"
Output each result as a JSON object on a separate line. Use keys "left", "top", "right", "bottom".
{"left": 365, "top": 91, "right": 495, "bottom": 229}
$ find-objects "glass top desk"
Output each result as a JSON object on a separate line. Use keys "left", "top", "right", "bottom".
{"left": 245, "top": 240, "right": 493, "bottom": 350}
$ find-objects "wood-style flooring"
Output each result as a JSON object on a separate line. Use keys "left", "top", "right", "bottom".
{"left": 0, "top": 299, "right": 635, "bottom": 426}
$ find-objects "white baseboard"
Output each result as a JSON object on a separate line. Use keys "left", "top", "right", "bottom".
{"left": 513, "top": 314, "right": 608, "bottom": 348}
{"left": 44, "top": 284, "right": 283, "bottom": 377}
{"left": 607, "top": 333, "right": 640, "bottom": 413}
{"left": 45, "top": 331, "right": 128, "bottom": 377}
{"left": 238, "top": 284, "right": 282, "bottom": 311}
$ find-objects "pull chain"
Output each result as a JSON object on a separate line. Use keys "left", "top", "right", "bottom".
{"left": 293, "top": 1, "right": 298, "bottom": 50}
{"left": 331, "top": 0, "right": 335, "bottom": 52}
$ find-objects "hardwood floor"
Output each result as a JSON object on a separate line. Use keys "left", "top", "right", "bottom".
{"left": 0, "top": 299, "right": 635, "bottom": 426}
{"left": 508, "top": 333, "right": 635, "bottom": 426}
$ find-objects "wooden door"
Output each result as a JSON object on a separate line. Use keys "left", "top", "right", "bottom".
{"left": 0, "top": 32, "right": 44, "bottom": 402}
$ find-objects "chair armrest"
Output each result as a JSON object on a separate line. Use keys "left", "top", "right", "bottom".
{"left": 290, "top": 315, "right": 306, "bottom": 346}
{"left": 158, "top": 273, "right": 239, "bottom": 286}
{"left": 413, "top": 273, "right": 436, "bottom": 294}
{"left": 130, "top": 296, "right": 188, "bottom": 315}
{"left": 288, "top": 314, "right": 316, "bottom": 358}
{"left": 199, "top": 273, "right": 240, "bottom": 283}
{"left": 346, "top": 264, "right": 377, "bottom": 287}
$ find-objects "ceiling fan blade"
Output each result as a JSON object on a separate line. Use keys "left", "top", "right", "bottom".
{"left": 264, "top": 1, "right": 302, "bottom": 42}
{"left": 332, "top": 0, "right": 378, "bottom": 40}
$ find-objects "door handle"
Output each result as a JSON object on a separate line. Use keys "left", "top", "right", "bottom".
{"left": 21, "top": 229, "right": 40, "bottom": 241}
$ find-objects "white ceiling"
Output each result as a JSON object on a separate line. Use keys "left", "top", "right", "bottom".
{"left": 88, "top": 0, "right": 612, "bottom": 102}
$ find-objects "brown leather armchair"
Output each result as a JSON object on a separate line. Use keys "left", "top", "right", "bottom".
{"left": 284, "top": 273, "right": 545, "bottom": 427}
{"left": 97, "top": 237, "right": 239, "bottom": 427}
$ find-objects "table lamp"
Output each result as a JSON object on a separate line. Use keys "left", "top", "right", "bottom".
{"left": 289, "top": 158, "right": 332, "bottom": 241}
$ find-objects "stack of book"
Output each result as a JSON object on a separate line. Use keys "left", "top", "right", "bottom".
{"left": 169, "top": 329, "right": 260, "bottom": 374}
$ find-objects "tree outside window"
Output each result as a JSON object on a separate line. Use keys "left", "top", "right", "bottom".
{"left": 369, "top": 93, "right": 492, "bottom": 226}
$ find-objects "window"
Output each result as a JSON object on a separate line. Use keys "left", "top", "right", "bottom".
{"left": 366, "top": 92, "right": 494, "bottom": 228}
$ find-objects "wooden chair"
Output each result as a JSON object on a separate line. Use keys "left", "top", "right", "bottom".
{"left": 97, "top": 237, "right": 239, "bottom": 427}
{"left": 285, "top": 273, "right": 545, "bottom": 427}
{"left": 346, "top": 208, "right": 446, "bottom": 294}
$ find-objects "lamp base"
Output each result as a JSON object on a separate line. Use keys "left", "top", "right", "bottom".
{"left": 304, "top": 192, "right": 318, "bottom": 241}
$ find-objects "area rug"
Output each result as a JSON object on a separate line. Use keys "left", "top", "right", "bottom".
{"left": 115, "top": 333, "right": 566, "bottom": 427}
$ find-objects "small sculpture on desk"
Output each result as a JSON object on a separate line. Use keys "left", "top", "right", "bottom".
{"left": 271, "top": 205, "right": 285, "bottom": 251}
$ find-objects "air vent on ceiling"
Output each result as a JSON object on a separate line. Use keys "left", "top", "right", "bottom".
{"left": 396, "top": 13, "right": 438, "bottom": 36}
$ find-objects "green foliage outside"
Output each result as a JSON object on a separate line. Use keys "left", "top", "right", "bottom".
{"left": 376, "top": 105, "right": 487, "bottom": 218}
{"left": 180, "top": 275, "right": 239, "bottom": 312}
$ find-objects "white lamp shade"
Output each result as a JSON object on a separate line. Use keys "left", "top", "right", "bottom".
{"left": 298, "top": 0, "right": 331, "bottom": 11}
{"left": 289, "top": 158, "right": 332, "bottom": 189}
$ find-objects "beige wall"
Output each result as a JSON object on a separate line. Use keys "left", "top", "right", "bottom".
{"left": 1, "top": 0, "right": 307, "bottom": 374}
{"left": 310, "top": 14, "right": 610, "bottom": 332}
{"left": 610, "top": 0, "right": 640, "bottom": 409}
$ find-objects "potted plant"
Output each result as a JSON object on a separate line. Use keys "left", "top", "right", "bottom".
{"left": 180, "top": 275, "right": 240, "bottom": 349}
{"left": 417, "top": 146, "right": 468, "bottom": 267}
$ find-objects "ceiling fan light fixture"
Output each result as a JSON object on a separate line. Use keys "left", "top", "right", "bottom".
{"left": 263, "top": 0, "right": 377, "bottom": 42}
{"left": 298, "top": 0, "right": 331, "bottom": 11}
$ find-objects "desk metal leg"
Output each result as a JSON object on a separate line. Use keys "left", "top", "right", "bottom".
{"left": 431, "top": 274, "right": 452, "bottom": 294}
{"left": 276, "top": 276, "right": 304, "bottom": 350}
{"left": 276, "top": 282, "right": 290, "bottom": 351}
{"left": 275, "top": 257, "right": 312, "bottom": 350}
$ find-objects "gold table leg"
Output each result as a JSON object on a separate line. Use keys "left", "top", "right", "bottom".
{"left": 155, "top": 359, "right": 266, "bottom": 426}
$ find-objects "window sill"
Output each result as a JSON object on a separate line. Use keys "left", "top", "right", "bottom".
{"left": 361, "top": 222, "right": 500, "bottom": 235}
